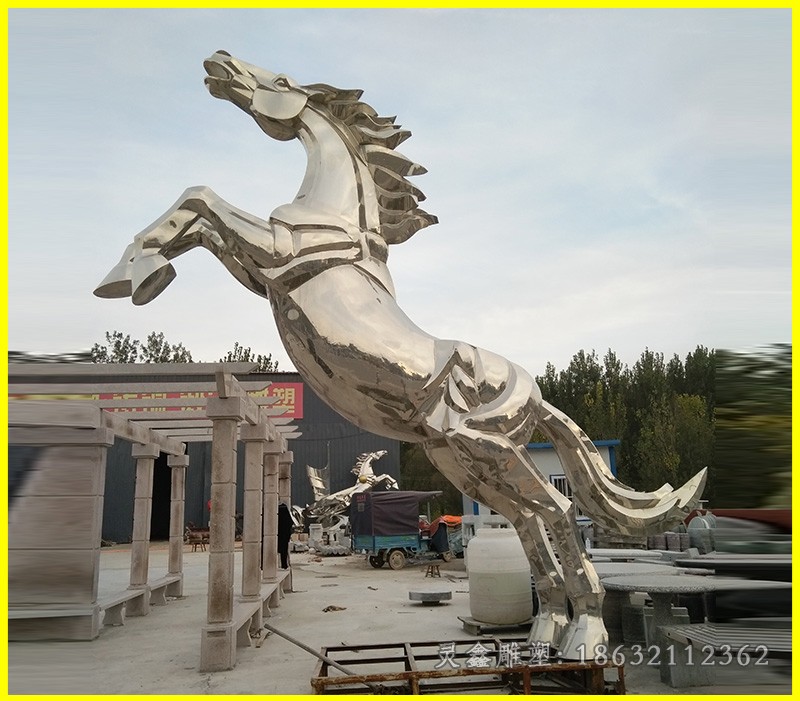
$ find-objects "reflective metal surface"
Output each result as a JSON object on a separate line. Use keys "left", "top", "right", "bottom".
{"left": 95, "top": 51, "right": 707, "bottom": 658}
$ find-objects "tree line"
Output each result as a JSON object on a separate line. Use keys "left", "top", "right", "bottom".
{"left": 90, "top": 330, "right": 279, "bottom": 372}
{"left": 714, "top": 344, "right": 790, "bottom": 509}
{"left": 85, "top": 333, "right": 791, "bottom": 510}
{"left": 535, "top": 347, "right": 715, "bottom": 496}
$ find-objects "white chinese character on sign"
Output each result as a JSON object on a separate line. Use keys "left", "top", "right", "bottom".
{"left": 498, "top": 641, "right": 522, "bottom": 667}
{"left": 465, "top": 642, "right": 494, "bottom": 668}
{"left": 529, "top": 640, "right": 550, "bottom": 666}
{"left": 434, "top": 642, "right": 460, "bottom": 669}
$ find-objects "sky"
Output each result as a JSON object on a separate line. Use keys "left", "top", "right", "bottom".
{"left": 8, "top": 8, "right": 792, "bottom": 377}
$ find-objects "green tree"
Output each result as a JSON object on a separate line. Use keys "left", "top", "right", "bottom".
{"left": 713, "top": 344, "right": 790, "bottom": 507}
{"left": 140, "top": 331, "right": 193, "bottom": 363}
{"left": 559, "top": 349, "right": 603, "bottom": 423}
{"left": 219, "top": 342, "right": 279, "bottom": 372}
{"left": 684, "top": 345, "right": 716, "bottom": 412}
{"left": 91, "top": 330, "right": 192, "bottom": 363}
{"left": 619, "top": 349, "right": 671, "bottom": 487}
{"left": 672, "top": 394, "right": 713, "bottom": 487}
{"left": 535, "top": 345, "right": 715, "bottom": 494}
{"left": 582, "top": 380, "right": 627, "bottom": 446}
{"left": 90, "top": 331, "right": 141, "bottom": 363}
{"left": 632, "top": 396, "right": 680, "bottom": 489}
{"left": 666, "top": 353, "right": 685, "bottom": 395}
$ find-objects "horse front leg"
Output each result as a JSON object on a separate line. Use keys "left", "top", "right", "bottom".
{"left": 94, "top": 186, "right": 273, "bottom": 304}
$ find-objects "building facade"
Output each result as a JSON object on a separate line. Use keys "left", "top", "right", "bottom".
{"left": 8, "top": 366, "right": 400, "bottom": 543}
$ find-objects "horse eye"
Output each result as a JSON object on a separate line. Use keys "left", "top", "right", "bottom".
{"left": 274, "top": 76, "right": 290, "bottom": 89}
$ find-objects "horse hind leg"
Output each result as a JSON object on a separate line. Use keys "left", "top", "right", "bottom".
{"left": 440, "top": 427, "right": 608, "bottom": 659}
{"left": 423, "top": 439, "right": 573, "bottom": 653}
{"left": 522, "top": 514, "right": 570, "bottom": 645}
{"left": 535, "top": 400, "right": 707, "bottom": 533}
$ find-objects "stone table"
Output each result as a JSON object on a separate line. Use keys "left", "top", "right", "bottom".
{"left": 697, "top": 576, "right": 791, "bottom": 621}
{"left": 603, "top": 574, "right": 791, "bottom": 687}
{"left": 674, "top": 554, "right": 792, "bottom": 582}
{"left": 601, "top": 574, "right": 724, "bottom": 685}
{"left": 589, "top": 548, "right": 666, "bottom": 562}
{"left": 595, "top": 562, "right": 677, "bottom": 579}
{"left": 597, "top": 563, "right": 683, "bottom": 642}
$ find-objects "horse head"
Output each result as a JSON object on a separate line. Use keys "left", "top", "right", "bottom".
{"left": 204, "top": 50, "right": 309, "bottom": 142}
{"left": 204, "top": 51, "right": 438, "bottom": 245}
{"left": 352, "top": 450, "right": 389, "bottom": 483}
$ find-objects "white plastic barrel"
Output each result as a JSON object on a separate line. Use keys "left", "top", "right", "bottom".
{"left": 468, "top": 528, "right": 533, "bottom": 624}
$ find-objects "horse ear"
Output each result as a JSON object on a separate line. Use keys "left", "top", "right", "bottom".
{"left": 252, "top": 87, "right": 308, "bottom": 121}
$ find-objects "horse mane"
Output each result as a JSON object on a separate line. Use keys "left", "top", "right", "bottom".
{"left": 353, "top": 450, "right": 386, "bottom": 475}
{"left": 353, "top": 452, "right": 374, "bottom": 474}
{"left": 305, "top": 83, "right": 438, "bottom": 244}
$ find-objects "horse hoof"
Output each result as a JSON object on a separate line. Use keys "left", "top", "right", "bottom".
{"left": 131, "top": 253, "right": 176, "bottom": 305}
{"left": 94, "top": 257, "right": 135, "bottom": 298}
{"left": 555, "top": 614, "right": 608, "bottom": 661}
{"left": 94, "top": 242, "right": 136, "bottom": 298}
{"left": 527, "top": 610, "right": 570, "bottom": 648}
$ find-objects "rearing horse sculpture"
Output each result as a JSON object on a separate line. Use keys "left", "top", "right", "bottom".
{"left": 307, "top": 450, "right": 398, "bottom": 527}
{"left": 95, "top": 51, "right": 706, "bottom": 658}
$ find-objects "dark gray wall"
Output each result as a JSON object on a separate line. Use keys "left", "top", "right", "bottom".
{"left": 9, "top": 369, "right": 401, "bottom": 543}
{"left": 99, "top": 372, "right": 400, "bottom": 542}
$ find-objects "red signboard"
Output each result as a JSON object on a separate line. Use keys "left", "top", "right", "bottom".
{"left": 9, "top": 382, "right": 304, "bottom": 419}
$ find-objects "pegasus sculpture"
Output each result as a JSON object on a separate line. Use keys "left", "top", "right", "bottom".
{"left": 95, "top": 51, "right": 707, "bottom": 658}
{"left": 306, "top": 450, "right": 398, "bottom": 526}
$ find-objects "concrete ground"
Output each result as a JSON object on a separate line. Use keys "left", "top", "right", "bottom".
{"left": 8, "top": 543, "right": 792, "bottom": 695}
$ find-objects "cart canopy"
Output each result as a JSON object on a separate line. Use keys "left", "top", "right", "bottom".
{"left": 350, "top": 490, "right": 442, "bottom": 537}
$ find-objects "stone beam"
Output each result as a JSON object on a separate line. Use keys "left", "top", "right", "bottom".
{"left": 103, "top": 411, "right": 186, "bottom": 456}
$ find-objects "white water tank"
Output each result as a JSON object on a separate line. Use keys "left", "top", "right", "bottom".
{"left": 468, "top": 528, "right": 533, "bottom": 624}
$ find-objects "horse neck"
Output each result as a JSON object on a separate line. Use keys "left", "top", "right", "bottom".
{"left": 295, "top": 108, "right": 380, "bottom": 230}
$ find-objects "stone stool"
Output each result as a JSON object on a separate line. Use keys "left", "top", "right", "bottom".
{"left": 409, "top": 589, "right": 452, "bottom": 605}
{"left": 425, "top": 564, "right": 441, "bottom": 578}
{"left": 644, "top": 606, "right": 690, "bottom": 646}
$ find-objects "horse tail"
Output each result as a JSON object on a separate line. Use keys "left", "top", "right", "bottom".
{"left": 536, "top": 401, "right": 707, "bottom": 536}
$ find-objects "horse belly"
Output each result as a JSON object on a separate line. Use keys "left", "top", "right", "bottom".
{"left": 270, "top": 268, "right": 438, "bottom": 440}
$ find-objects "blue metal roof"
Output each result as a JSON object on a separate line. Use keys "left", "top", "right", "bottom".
{"left": 527, "top": 439, "right": 620, "bottom": 449}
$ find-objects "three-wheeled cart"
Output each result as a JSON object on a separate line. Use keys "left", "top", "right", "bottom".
{"left": 351, "top": 490, "right": 451, "bottom": 570}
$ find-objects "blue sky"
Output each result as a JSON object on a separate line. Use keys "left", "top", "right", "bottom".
{"left": 8, "top": 8, "right": 791, "bottom": 374}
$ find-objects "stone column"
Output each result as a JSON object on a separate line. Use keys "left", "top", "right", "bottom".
{"left": 127, "top": 442, "right": 159, "bottom": 616}
{"left": 166, "top": 453, "right": 189, "bottom": 597}
{"left": 200, "top": 396, "right": 245, "bottom": 672}
{"left": 278, "top": 449, "right": 294, "bottom": 591}
{"left": 278, "top": 450, "right": 293, "bottom": 505}
{"left": 8, "top": 424, "right": 114, "bottom": 641}
{"left": 262, "top": 441, "right": 281, "bottom": 584}
{"left": 238, "top": 423, "right": 268, "bottom": 602}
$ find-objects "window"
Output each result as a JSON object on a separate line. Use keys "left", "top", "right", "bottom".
{"left": 550, "top": 474, "right": 572, "bottom": 499}
{"left": 549, "top": 475, "right": 585, "bottom": 518}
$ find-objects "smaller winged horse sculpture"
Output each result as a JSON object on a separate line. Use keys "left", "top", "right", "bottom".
{"left": 306, "top": 450, "right": 397, "bottom": 527}
{"left": 95, "top": 51, "right": 706, "bottom": 658}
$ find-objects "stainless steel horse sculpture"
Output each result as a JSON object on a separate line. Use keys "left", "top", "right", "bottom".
{"left": 95, "top": 51, "right": 707, "bottom": 658}
{"left": 306, "top": 450, "right": 398, "bottom": 527}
